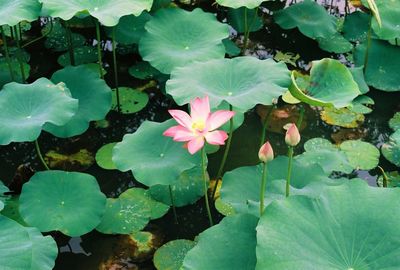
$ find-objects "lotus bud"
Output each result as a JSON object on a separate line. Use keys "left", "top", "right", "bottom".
{"left": 284, "top": 123, "right": 300, "bottom": 147}
{"left": 259, "top": 141, "right": 274, "bottom": 163}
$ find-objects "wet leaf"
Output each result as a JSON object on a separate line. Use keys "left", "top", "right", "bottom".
{"left": 340, "top": 140, "right": 380, "bottom": 170}
{"left": 95, "top": 143, "right": 118, "bottom": 170}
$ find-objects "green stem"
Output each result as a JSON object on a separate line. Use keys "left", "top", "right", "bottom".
{"left": 212, "top": 105, "right": 234, "bottom": 199}
{"left": 243, "top": 7, "right": 259, "bottom": 54}
{"left": 112, "top": 28, "right": 121, "bottom": 112}
{"left": 260, "top": 104, "right": 276, "bottom": 148}
{"left": 363, "top": 16, "right": 373, "bottom": 73}
{"left": 296, "top": 104, "right": 305, "bottom": 128}
{"left": 22, "top": 18, "right": 54, "bottom": 49}
{"left": 259, "top": 161, "right": 268, "bottom": 216}
{"left": 95, "top": 19, "right": 104, "bottom": 79}
{"left": 169, "top": 185, "right": 178, "bottom": 224}
{"left": 35, "top": 139, "right": 49, "bottom": 170}
{"left": 65, "top": 22, "right": 75, "bottom": 66}
{"left": 285, "top": 146, "right": 294, "bottom": 197}
{"left": 13, "top": 25, "right": 26, "bottom": 83}
{"left": 201, "top": 147, "right": 214, "bottom": 227}
{"left": 1, "top": 26, "right": 15, "bottom": 81}
{"left": 377, "top": 166, "right": 388, "bottom": 188}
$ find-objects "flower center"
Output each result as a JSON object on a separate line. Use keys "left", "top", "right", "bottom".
{"left": 192, "top": 121, "right": 206, "bottom": 132}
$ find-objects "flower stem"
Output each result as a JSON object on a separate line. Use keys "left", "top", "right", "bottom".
{"left": 378, "top": 166, "right": 388, "bottom": 188}
{"left": 212, "top": 105, "right": 234, "bottom": 199}
{"left": 285, "top": 146, "right": 294, "bottom": 197}
{"left": 168, "top": 185, "right": 178, "bottom": 224}
{"left": 260, "top": 104, "right": 276, "bottom": 148}
{"left": 22, "top": 18, "right": 54, "bottom": 49}
{"left": 112, "top": 27, "right": 121, "bottom": 112}
{"left": 13, "top": 25, "right": 26, "bottom": 83}
{"left": 242, "top": 7, "right": 259, "bottom": 54}
{"left": 201, "top": 147, "right": 214, "bottom": 227}
{"left": 65, "top": 22, "right": 75, "bottom": 66}
{"left": 259, "top": 161, "right": 268, "bottom": 216}
{"left": 1, "top": 26, "right": 15, "bottom": 81}
{"left": 363, "top": 16, "right": 373, "bottom": 73}
{"left": 35, "top": 139, "right": 49, "bottom": 170}
{"left": 95, "top": 19, "right": 104, "bottom": 79}
{"left": 296, "top": 104, "right": 305, "bottom": 128}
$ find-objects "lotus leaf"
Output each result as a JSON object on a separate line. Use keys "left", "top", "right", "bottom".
{"left": 274, "top": 0, "right": 337, "bottom": 39}
{"left": 349, "top": 67, "right": 370, "bottom": 94}
{"left": 348, "top": 95, "right": 374, "bottom": 115}
{"left": 317, "top": 32, "right": 353, "bottom": 53}
{"left": 95, "top": 142, "right": 118, "bottom": 170}
{"left": 149, "top": 167, "right": 206, "bottom": 207}
{"left": 382, "top": 130, "right": 400, "bottom": 167}
{"left": 105, "top": 12, "right": 152, "bottom": 44}
{"left": 113, "top": 120, "right": 200, "bottom": 186}
{"left": 57, "top": 46, "right": 99, "bottom": 67}
{"left": 362, "top": 0, "right": 400, "bottom": 40}
{"left": 0, "top": 0, "right": 41, "bottom": 26}
{"left": 39, "top": 0, "right": 153, "bottom": 26}
{"left": 0, "top": 216, "right": 58, "bottom": 270}
{"left": 1, "top": 196, "right": 27, "bottom": 226}
{"left": 0, "top": 57, "right": 30, "bottom": 87}
{"left": 154, "top": 239, "right": 196, "bottom": 270}
{"left": 44, "top": 149, "right": 94, "bottom": 171}
{"left": 320, "top": 107, "right": 365, "bottom": 128}
{"left": 256, "top": 180, "right": 400, "bottom": 269}
{"left": 19, "top": 170, "right": 106, "bottom": 237}
{"left": 354, "top": 39, "right": 400, "bottom": 91}
{"left": 182, "top": 214, "right": 258, "bottom": 270}
{"left": 139, "top": 8, "right": 229, "bottom": 74}
{"left": 214, "top": 198, "right": 235, "bottom": 216}
{"left": 289, "top": 58, "right": 361, "bottom": 108}
{"left": 389, "top": 112, "right": 400, "bottom": 131}
{"left": 377, "top": 170, "right": 400, "bottom": 187}
{"left": 222, "top": 38, "right": 241, "bottom": 57}
{"left": 216, "top": 0, "right": 265, "bottom": 9}
{"left": 340, "top": 140, "right": 380, "bottom": 170}
{"left": 43, "top": 21, "right": 86, "bottom": 52}
{"left": 129, "top": 62, "right": 162, "bottom": 80}
{"left": 220, "top": 156, "right": 343, "bottom": 216}
{"left": 227, "top": 8, "right": 263, "bottom": 33}
{"left": 43, "top": 65, "right": 112, "bottom": 137}
{"left": 111, "top": 87, "right": 149, "bottom": 114}
{"left": 0, "top": 78, "right": 78, "bottom": 145}
{"left": 166, "top": 57, "right": 290, "bottom": 111}
{"left": 342, "top": 11, "right": 370, "bottom": 42}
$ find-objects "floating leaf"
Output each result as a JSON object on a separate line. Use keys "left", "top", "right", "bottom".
{"left": 289, "top": 58, "right": 361, "bottom": 108}
{"left": 154, "top": 239, "right": 196, "bottom": 270}
{"left": 320, "top": 107, "right": 365, "bottom": 128}
{"left": 349, "top": 66, "right": 370, "bottom": 94}
{"left": 274, "top": 0, "right": 337, "bottom": 39}
{"left": 40, "top": 0, "right": 153, "bottom": 26}
{"left": 227, "top": 8, "right": 263, "bottom": 33}
{"left": 0, "top": 0, "right": 41, "bottom": 26}
{"left": 139, "top": 8, "right": 229, "bottom": 74}
{"left": 128, "top": 62, "right": 162, "bottom": 80}
{"left": 340, "top": 140, "right": 380, "bottom": 170}
{"left": 273, "top": 51, "right": 300, "bottom": 67}
{"left": 111, "top": 87, "right": 149, "bottom": 114}
{"left": 105, "top": 12, "right": 152, "bottom": 44}
{"left": 0, "top": 78, "right": 78, "bottom": 145}
{"left": 256, "top": 180, "right": 400, "bottom": 269}
{"left": 182, "top": 214, "right": 258, "bottom": 270}
{"left": 95, "top": 143, "right": 118, "bottom": 170}
{"left": 389, "top": 112, "right": 400, "bottom": 131}
{"left": 19, "top": 170, "right": 106, "bottom": 237}
{"left": 167, "top": 57, "right": 290, "bottom": 111}
{"left": 215, "top": 198, "right": 235, "bottom": 216}
{"left": 354, "top": 39, "right": 400, "bottom": 91}
{"left": 382, "top": 130, "right": 400, "bottom": 167}
{"left": 0, "top": 216, "right": 58, "bottom": 270}
{"left": 149, "top": 167, "right": 206, "bottom": 207}
{"left": 44, "top": 149, "right": 94, "bottom": 171}
{"left": 113, "top": 120, "right": 200, "bottom": 186}
{"left": 43, "top": 65, "right": 112, "bottom": 137}
{"left": 57, "top": 46, "right": 99, "bottom": 67}
{"left": 216, "top": 0, "right": 265, "bottom": 9}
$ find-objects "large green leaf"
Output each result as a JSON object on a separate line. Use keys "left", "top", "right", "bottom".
{"left": 389, "top": 112, "right": 400, "bottom": 131}
{"left": 354, "top": 39, "right": 400, "bottom": 91}
{"left": 342, "top": 11, "right": 370, "bottom": 42}
{"left": 340, "top": 140, "right": 380, "bottom": 170}
{"left": 149, "top": 167, "right": 206, "bottom": 207}
{"left": 39, "top": 0, "right": 153, "bottom": 26}
{"left": 19, "top": 170, "right": 106, "bottom": 237}
{"left": 43, "top": 65, "right": 112, "bottom": 138}
{"left": 57, "top": 46, "right": 99, "bottom": 67}
{"left": 382, "top": 130, "right": 400, "bottom": 167}
{"left": 113, "top": 120, "right": 201, "bottom": 186}
{"left": 0, "top": 0, "right": 41, "bottom": 26}
{"left": 105, "top": 12, "right": 152, "bottom": 44}
{"left": 0, "top": 78, "right": 78, "bottom": 145}
{"left": 216, "top": 0, "right": 265, "bottom": 9}
{"left": 43, "top": 20, "right": 86, "bottom": 52}
{"left": 289, "top": 58, "right": 361, "bottom": 108}
{"left": 227, "top": 8, "right": 263, "bottom": 33}
{"left": 166, "top": 57, "right": 290, "bottom": 111}
{"left": 139, "top": 8, "right": 229, "bottom": 74}
{"left": 220, "top": 156, "right": 344, "bottom": 216}
{"left": 182, "top": 214, "right": 258, "bottom": 270}
{"left": 0, "top": 215, "right": 58, "bottom": 270}
{"left": 274, "top": 0, "right": 337, "bottom": 39}
{"left": 317, "top": 32, "right": 353, "bottom": 53}
{"left": 256, "top": 180, "right": 400, "bottom": 269}
{"left": 154, "top": 239, "right": 196, "bottom": 270}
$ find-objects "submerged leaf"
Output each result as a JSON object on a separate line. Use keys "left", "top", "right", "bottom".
{"left": 44, "top": 149, "right": 94, "bottom": 171}
{"left": 111, "top": 87, "right": 149, "bottom": 114}
{"left": 320, "top": 107, "right": 365, "bottom": 128}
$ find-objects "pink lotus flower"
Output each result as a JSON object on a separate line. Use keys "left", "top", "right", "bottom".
{"left": 259, "top": 141, "right": 274, "bottom": 163}
{"left": 284, "top": 123, "right": 300, "bottom": 147}
{"left": 163, "top": 96, "right": 235, "bottom": 154}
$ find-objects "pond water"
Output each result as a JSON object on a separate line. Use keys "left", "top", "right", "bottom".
{"left": 0, "top": 0, "right": 399, "bottom": 269}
